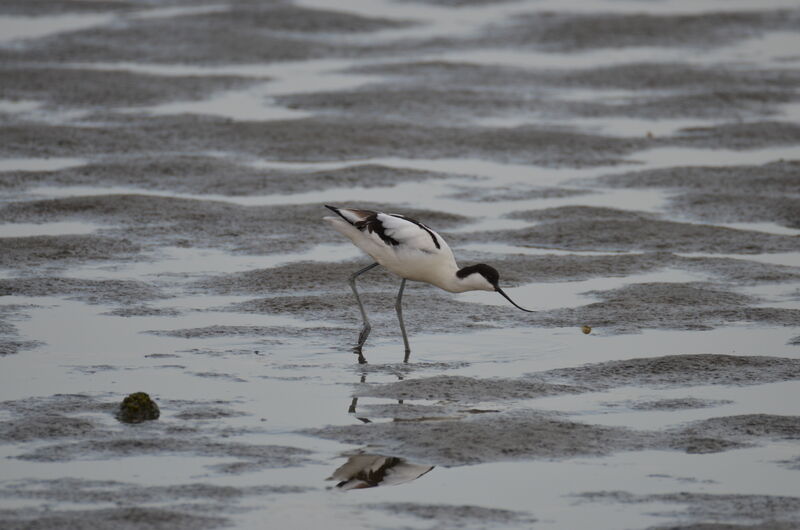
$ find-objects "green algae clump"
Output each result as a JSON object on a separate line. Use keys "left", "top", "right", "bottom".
{"left": 117, "top": 392, "right": 160, "bottom": 423}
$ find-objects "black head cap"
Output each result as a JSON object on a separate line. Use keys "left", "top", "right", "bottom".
{"left": 458, "top": 263, "right": 535, "bottom": 312}
{"left": 456, "top": 263, "right": 500, "bottom": 287}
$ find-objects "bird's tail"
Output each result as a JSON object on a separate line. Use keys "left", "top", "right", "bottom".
{"left": 324, "top": 205, "right": 374, "bottom": 226}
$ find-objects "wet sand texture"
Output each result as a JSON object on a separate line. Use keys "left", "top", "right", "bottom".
{"left": 534, "top": 354, "right": 800, "bottom": 389}
{"left": 310, "top": 355, "right": 800, "bottom": 464}
{"left": 1, "top": 0, "right": 799, "bottom": 529}
{"left": 1, "top": 394, "right": 312, "bottom": 473}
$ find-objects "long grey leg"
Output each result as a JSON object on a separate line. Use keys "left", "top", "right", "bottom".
{"left": 349, "top": 262, "right": 379, "bottom": 361}
{"left": 395, "top": 278, "right": 411, "bottom": 362}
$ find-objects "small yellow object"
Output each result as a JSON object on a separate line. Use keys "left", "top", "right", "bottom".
{"left": 581, "top": 325, "right": 592, "bottom": 334}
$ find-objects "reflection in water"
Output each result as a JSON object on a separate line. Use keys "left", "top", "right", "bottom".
{"left": 348, "top": 374, "right": 371, "bottom": 423}
{"left": 337, "top": 374, "right": 434, "bottom": 489}
{"left": 328, "top": 454, "right": 434, "bottom": 490}
{"left": 348, "top": 372, "right": 405, "bottom": 423}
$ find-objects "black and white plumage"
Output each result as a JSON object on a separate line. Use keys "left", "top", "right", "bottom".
{"left": 324, "top": 205, "right": 533, "bottom": 362}
{"left": 328, "top": 454, "right": 434, "bottom": 490}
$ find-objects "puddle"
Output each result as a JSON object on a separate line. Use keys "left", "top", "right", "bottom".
{"left": 438, "top": 28, "right": 800, "bottom": 71}
{"left": 741, "top": 281, "right": 800, "bottom": 310}
{"left": 1, "top": 1, "right": 799, "bottom": 529}
{"left": 296, "top": 0, "right": 529, "bottom": 42}
{"left": 476, "top": 114, "right": 711, "bottom": 137}
{"left": 0, "top": 5, "right": 231, "bottom": 45}
{"left": 22, "top": 180, "right": 666, "bottom": 226}
{"left": 459, "top": 242, "right": 630, "bottom": 257}
{"left": 677, "top": 251, "right": 800, "bottom": 268}
{"left": 0, "top": 100, "right": 88, "bottom": 125}
{"left": 249, "top": 143, "right": 800, "bottom": 188}
{"left": 0, "top": 157, "right": 87, "bottom": 172}
{"left": 712, "top": 30, "right": 800, "bottom": 67}
{"left": 455, "top": 268, "right": 713, "bottom": 311}
{"left": 0, "top": 13, "right": 115, "bottom": 44}
{"left": 632, "top": 145, "right": 800, "bottom": 169}
{"left": 67, "top": 57, "right": 387, "bottom": 122}
{"left": 65, "top": 244, "right": 364, "bottom": 281}
{"left": 780, "top": 100, "right": 800, "bottom": 122}
{"left": 133, "top": 83, "right": 311, "bottom": 122}
{"left": 532, "top": 380, "right": 800, "bottom": 431}
{"left": 440, "top": 217, "right": 531, "bottom": 233}
{"left": 512, "top": 0, "right": 800, "bottom": 15}
{"left": 401, "top": 325, "right": 800, "bottom": 379}
{"left": 0, "top": 100, "right": 41, "bottom": 114}
{"left": 0, "top": 221, "right": 102, "bottom": 238}
{"left": 128, "top": 4, "right": 229, "bottom": 21}
{"left": 717, "top": 222, "right": 800, "bottom": 237}
{"left": 68, "top": 57, "right": 382, "bottom": 91}
{"left": 440, "top": 47, "right": 692, "bottom": 70}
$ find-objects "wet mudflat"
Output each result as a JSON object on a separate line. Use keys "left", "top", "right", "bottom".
{"left": 1, "top": 0, "right": 799, "bottom": 528}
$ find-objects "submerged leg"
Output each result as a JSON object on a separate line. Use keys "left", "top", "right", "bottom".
{"left": 349, "top": 262, "right": 379, "bottom": 361}
{"left": 395, "top": 278, "right": 412, "bottom": 362}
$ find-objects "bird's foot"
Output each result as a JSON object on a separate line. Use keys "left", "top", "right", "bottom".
{"left": 356, "top": 324, "right": 371, "bottom": 347}
{"left": 352, "top": 345, "right": 368, "bottom": 364}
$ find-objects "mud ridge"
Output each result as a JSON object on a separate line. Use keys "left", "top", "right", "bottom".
{"left": 0, "top": 394, "right": 313, "bottom": 474}
{"left": 532, "top": 354, "right": 800, "bottom": 390}
{"left": 577, "top": 491, "right": 800, "bottom": 529}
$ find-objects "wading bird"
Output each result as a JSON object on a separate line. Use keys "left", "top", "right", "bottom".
{"left": 324, "top": 205, "right": 534, "bottom": 363}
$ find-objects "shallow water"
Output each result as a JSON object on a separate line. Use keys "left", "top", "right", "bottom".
{"left": 0, "top": 221, "right": 103, "bottom": 237}
{"left": 1, "top": 0, "right": 799, "bottom": 529}
{"left": 0, "top": 157, "right": 87, "bottom": 172}
{"left": 0, "top": 13, "right": 116, "bottom": 44}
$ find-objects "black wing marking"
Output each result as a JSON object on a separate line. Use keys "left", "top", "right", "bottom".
{"left": 389, "top": 214, "right": 441, "bottom": 249}
{"left": 325, "top": 205, "right": 374, "bottom": 225}
{"left": 325, "top": 205, "right": 439, "bottom": 249}
{"left": 356, "top": 213, "right": 400, "bottom": 247}
{"left": 325, "top": 204, "right": 350, "bottom": 223}
{"left": 326, "top": 205, "right": 398, "bottom": 246}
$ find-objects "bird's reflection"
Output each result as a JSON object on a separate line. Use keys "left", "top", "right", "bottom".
{"left": 328, "top": 453, "right": 434, "bottom": 490}
{"left": 348, "top": 373, "right": 370, "bottom": 422}
{"left": 348, "top": 371, "right": 405, "bottom": 422}
{"left": 338, "top": 371, "right": 433, "bottom": 489}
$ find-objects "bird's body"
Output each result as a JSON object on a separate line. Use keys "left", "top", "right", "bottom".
{"left": 324, "top": 208, "right": 480, "bottom": 293}
{"left": 324, "top": 205, "right": 533, "bottom": 362}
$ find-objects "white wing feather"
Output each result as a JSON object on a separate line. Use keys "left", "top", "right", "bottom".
{"left": 378, "top": 213, "right": 442, "bottom": 253}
